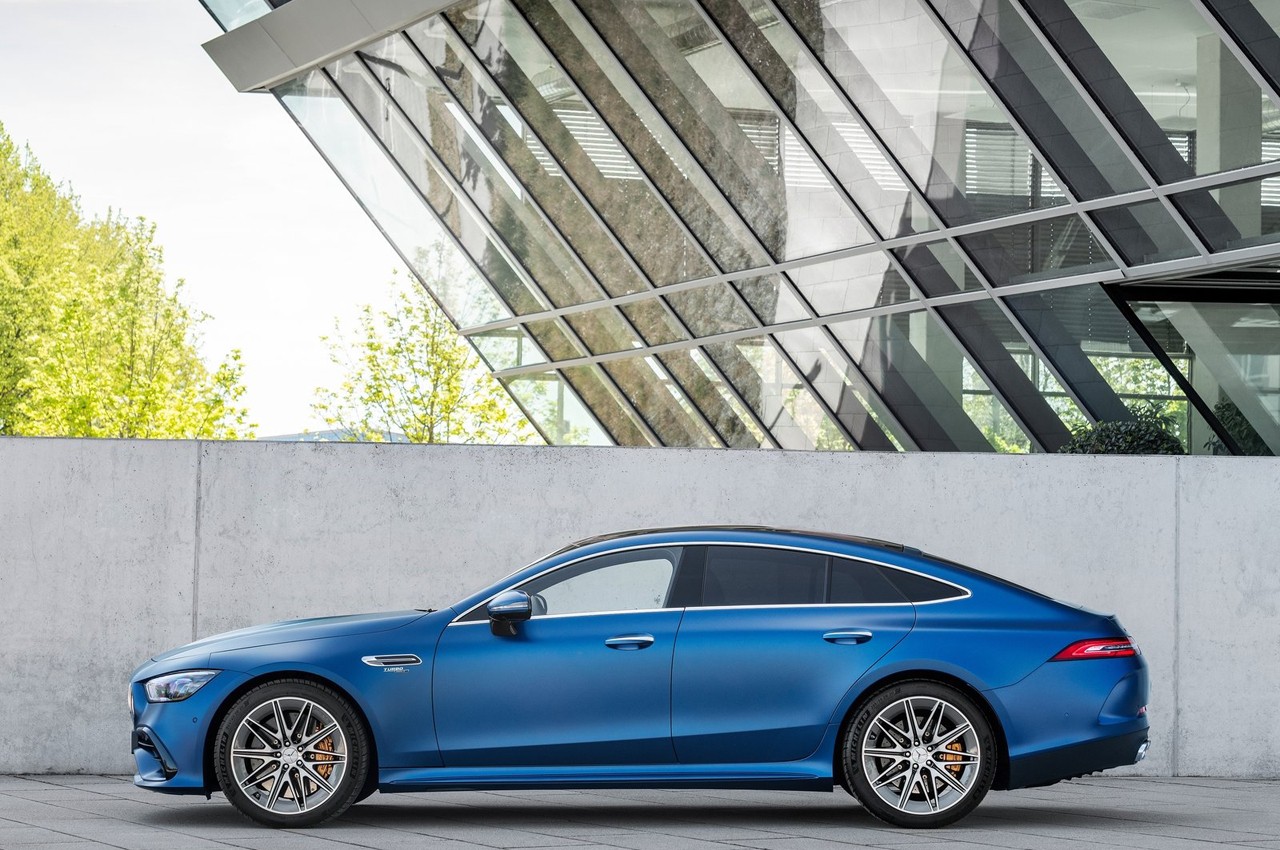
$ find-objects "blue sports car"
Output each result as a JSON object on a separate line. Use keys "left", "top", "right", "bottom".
{"left": 130, "top": 527, "right": 1149, "bottom": 829}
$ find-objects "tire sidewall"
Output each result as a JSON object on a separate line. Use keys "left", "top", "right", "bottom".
{"left": 843, "top": 680, "right": 997, "bottom": 829}
{"left": 215, "top": 679, "right": 370, "bottom": 828}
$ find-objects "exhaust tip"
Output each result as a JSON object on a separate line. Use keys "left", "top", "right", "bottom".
{"left": 1135, "top": 740, "right": 1149, "bottom": 763}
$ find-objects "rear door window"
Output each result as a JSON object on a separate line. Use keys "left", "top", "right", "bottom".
{"left": 701, "top": 546, "right": 826, "bottom": 606}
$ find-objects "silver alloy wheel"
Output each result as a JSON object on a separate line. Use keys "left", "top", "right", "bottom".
{"left": 860, "top": 696, "right": 981, "bottom": 816}
{"left": 229, "top": 696, "right": 348, "bottom": 815}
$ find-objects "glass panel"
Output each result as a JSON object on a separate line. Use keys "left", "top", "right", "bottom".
{"left": 437, "top": 0, "right": 728, "bottom": 284}
{"left": 563, "top": 308, "right": 643, "bottom": 355}
{"left": 1172, "top": 174, "right": 1280, "bottom": 252}
{"left": 658, "top": 348, "right": 769, "bottom": 447}
{"left": 959, "top": 214, "right": 1116, "bottom": 286}
{"left": 1005, "top": 285, "right": 1199, "bottom": 449}
{"left": 893, "top": 241, "right": 983, "bottom": 296}
{"left": 1126, "top": 297, "right": 1280, "bottom": 455}
{"left": 937, "top": 299, "right": 1087, "bottom": 449}
{"left": 702, "top": 546, "right": 827, "bottom": 605}
{"left": 786, "top": 253, "right": 915, "bottom": 316}
{"left": 603, "top": 357, "right": 722, "bottom": 447}
{"left": 200, "top": 0, "right": 271, "bottom": 30}
{"left": 775, "top": 0, "right": 1069, "bottom": 226}
{"left": 275, "top": 72, "right": 511, "bottom": 329}
{"left": 521, "top": 549, "right": 680, "bottom": 614}
{"left": 665, "top": 284, "right": 758, "bottom": 338}
{"left": 561, "top": 365, "right": 655, "bottom": 446}
{"left": 1023, "top": 0, "right": 1280, "bottom": 183}
{"left": 622, "top": 299, "right": 688, "bottom": 346}
{"left": 773, "top": 326, "right": 904, "bottom": 450}
{"left": 735, "top": 275, "right": 811, "bottom": 325}
{"left": 705, "top": 0, "right": 936, "bottom": 239}
{"left": 524, "top": 319, "right": 584, "bottom": 362}
{"left": 544, "top": 0, "right": 872, "bottom": 264}
{"left": 339, "top": 43, "right": 609, "bottom": 311}
{"left": 704, "top": 337, "right": 855, "bottom": 450}
{"left": 830, "top": 558, "right": 909, "bottom": 603}
{"left": 827, "top": 310, "right": 1029, "bottom": 451}
{"left": 1202, "top": 0, "right": 1280, "bottom": 95}
{"left": 933, "top": 0, "right": 1146, "bottom": 200}
{"left": 468, "top": 327, "right": 546, "bottom": 371}
{"left": 502, "top": 371, "right": 612, "bottom": 444}
{"left": 401, "top": 23, "right": 650, "bottom": 299}
{"left": 1092, "top": 202, "right": 1199, "bottom": 265}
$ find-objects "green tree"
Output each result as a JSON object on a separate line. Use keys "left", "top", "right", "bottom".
{"left": 313, "top": 254, "right": 539, "bottom": 445}
{"left": 0, "top": 124, "right": 252, "bottom": 438}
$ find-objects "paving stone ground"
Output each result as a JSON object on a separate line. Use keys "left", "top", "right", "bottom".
{"left": 0, "top": 775, "right": 1276, "bottom": 850}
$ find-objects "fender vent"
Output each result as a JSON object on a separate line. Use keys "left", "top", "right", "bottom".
{"left": 361, "top": 654, "right": 422, "bottom": 667}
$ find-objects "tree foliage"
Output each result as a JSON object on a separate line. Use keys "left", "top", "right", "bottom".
{"left": 313, "top": 249, "right": 539, "bottom": 445}
{"left": 0, "top": 124, "right": 251, "bottom": 438}
{"left": 1058, "top": 404, "right": 1184, "bottom": 455}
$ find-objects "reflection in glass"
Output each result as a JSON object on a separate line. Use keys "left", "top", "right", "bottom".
{"left": 666, "top": 285, "right": 758, "bottom": 338}
{"left": 702, "top": 0, "right": 936, "bottom": 238}
{"left": 773, "top": 327, "right": 904, "bottom": 450}
{"left": 502, "top": 371, "right": 611, "bottom": 444}
{"left": 735, "top": 276, "right": 811, "bottom": 325}
{"left": 564, "top": 308, "right": 643, "bottom": 355}
{"left": 275, "top": 72, "right": 511, "bottom": 329}
{"left": 933, "top": 0, "right": 1146, "bottom": 200}
{"left": 1004, "top": 285, "right": 1197, "bottom": 449}
{"left": 622, "top": 300, "right": 688, "bottom": 346}
{"left": 937, "top": 299, "right": 1087, "bottom": 449}
{"left": 550, "top": 0, "right": 871, "bottom": 263}
{"left": 894, "top": 241, "right": 982, "bottom": 296}
{"left": 828, "top": 311, "right": 1029, "bottom": 451}
{"left": 561, "top": 365, "right": 656, "bottom": 446}
{"left": 704, "top": 337, "right": 854, "bottom": 450}
{"left": 603, "top": 357, "right": 721, "bottom": 447}
{"left": 785, "top": 253, "right": 914, "bottom": 316}
{"left": 440, "top": 0, "right": 729, "bottom": 283}
{"left": 658, "top": 348, "right": 769, "bottom": 448}
{"left": 1023, "top": 0, "right": 1280, "bottom": 184}
{"left": 468, "top": 328, "right": 546, "bottom": 371}
{"left": 1091, "top": 202, "right": 1198, "bottom": 265}
{"left": 1201, "top": 0, "right": 1280, "bottom": 94}
{"left": 960, "top": 215, "right": 1115, "bottom": 286}
{"left": 1172, "top": 174, "right": 1280, "bottom": 252}
{"left": 1126, "top": 296, "right": 1280, "bottom": 455}
{"left": 200, "top": 0, "right": 271, "bottom": 30}
{"left": 774, "top": 0, "right": 1068, "bottom": 226}
{"left": 524, "top": 319, "right": 584, "bottom": 362}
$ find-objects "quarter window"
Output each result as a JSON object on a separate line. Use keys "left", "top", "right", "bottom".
{"left": 881, "top": 568, "right": 966, "bottom": 603}
{"left": 702, "top": 546, "right": 826, "bottom": 606}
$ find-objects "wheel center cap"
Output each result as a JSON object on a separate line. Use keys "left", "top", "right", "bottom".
{"left": 913, "top": 747, "right": 927, "bottom": 764}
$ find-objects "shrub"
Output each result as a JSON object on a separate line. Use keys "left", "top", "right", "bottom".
{"left": 1058, "top": 405, "right": 1184, "bottom": 455}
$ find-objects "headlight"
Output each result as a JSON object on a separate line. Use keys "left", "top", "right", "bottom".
{"left": 143, "top": 670, "right": 219, "bottom": 703}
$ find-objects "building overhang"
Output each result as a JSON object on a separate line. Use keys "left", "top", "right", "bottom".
{"left": 203, "top": 0, "right": 453, "bottom": 92}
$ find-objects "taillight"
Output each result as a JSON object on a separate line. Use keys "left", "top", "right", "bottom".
{"left": 1051, "top": 637, "right": 1138, "bottom": 661}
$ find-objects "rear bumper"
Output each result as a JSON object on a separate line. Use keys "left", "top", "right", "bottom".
{"left": 1008, "top": 728, "right": 1149, "bottom": 789}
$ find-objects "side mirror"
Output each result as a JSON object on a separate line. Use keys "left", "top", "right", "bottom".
{"left": 487, "top": 590, "right": 532, "bottom": 636}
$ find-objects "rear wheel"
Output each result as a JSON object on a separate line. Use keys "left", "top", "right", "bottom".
{"left": 215, "top": 679, "right": 369, "bottom": 828}
{"left": 842, "top": 681, "right": 996, "bottom": 828}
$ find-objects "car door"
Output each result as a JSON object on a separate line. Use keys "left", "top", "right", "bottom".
{"left": 433, "top": 546, "right": 685, "bottom": 767}
{"left": 671, "top": 546, "right": 916, "bottom": 764}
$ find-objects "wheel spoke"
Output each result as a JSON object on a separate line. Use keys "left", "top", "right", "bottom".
{"left": 288, "top": 770, "right": 308, "bottom": 812}
{"left": 302, "top": 748, "right": 347, "bottom": 763}
{"left": 264, "top": 765, "right": 288, "bottom": 809}
{"left": 870, "top": 759, "right": 909, "bottom": 789}
{"left": 931, "top": 761, "right": 969, "bottom": 795}
{"left": 920, "top": 768, "right": 940, "bottom": 811}
{"left": 232, "top": 747, "right": 274, "bottom": 760}
{"left": 289, "top": 701, "right": 314, "bottom": 744}
{"left": 299, "top": 722, "right": 339, "bottom": 750}
{"left": 271, "top": 700, "right": 288, "bottom": 742}
{"left": 863, "top": 747, "right": 906, "bottom": 759}
{"left": 874, "top": 716, "right": 909, "bottom": 746}
{"left": 244, "top": 717, "right": 279, "bottom": 748}
{"left": 896, "top": 764, "right": 919, "bottom": 810}
{"left": 938, "top": 750, "right": 980, "bottom": 765}
{"left": 297, "top": 759, "right": 336, "bottom": 794}
{"left": 238, "top": 758, "right": 280, "bottom": 791}
{"left": 901, "top": 698, "right": 919, "bottom": 742}
{"left": 933, "top": 722, "right": 971, "bottom": 750}
{"left": 922, "top": 699, "right": 945, "bottom": 742}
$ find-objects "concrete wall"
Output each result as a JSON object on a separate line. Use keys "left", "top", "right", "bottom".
{"left": 0, "top": 437, "right": 1275, "bottom": 779}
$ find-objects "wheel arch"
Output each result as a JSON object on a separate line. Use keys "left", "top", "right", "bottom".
{"left": 201, "top": 670, "right": 380, "bottom": 799}
{"left": 832, "top": 669, "right": 1011, "bottom": 792}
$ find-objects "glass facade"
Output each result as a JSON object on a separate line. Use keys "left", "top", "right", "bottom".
{"left": 208, "top": 0, "right": 1280, "bottom": 453}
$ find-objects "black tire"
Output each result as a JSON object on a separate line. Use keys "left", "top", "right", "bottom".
{"left": 215, "top": 679, "right": 370, "bottom": 828}
{"left": 841, "top": 680, "right": 996, "bottom": 828}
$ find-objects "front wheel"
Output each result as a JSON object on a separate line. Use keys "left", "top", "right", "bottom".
{"left": 215, "top": 679, "right": 370, "bottom": 828}
{"left": 842, "top": 681, "right": 996, "bottom": 828}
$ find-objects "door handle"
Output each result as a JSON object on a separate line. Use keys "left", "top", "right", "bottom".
{"left": 823, "top": 630, "right": 873, "bottom": 645}
{"left": 605, "top": 633, "right": 655, "bottom": 650}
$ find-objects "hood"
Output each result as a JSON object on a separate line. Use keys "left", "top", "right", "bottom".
{"left": 149, "top": 610, "right": 428, "bottom": 666}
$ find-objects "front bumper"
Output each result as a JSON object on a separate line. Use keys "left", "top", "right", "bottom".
{"left": 131, "top": 669, "right": 251, "bottom": 794}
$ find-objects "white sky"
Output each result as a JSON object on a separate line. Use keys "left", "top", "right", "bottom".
{"left": 0, "top": 0, "right": 406, "bottom": 436}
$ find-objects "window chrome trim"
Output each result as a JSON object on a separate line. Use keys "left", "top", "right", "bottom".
{"left": 449, "top": 539, "right": 971, "bottom": 624}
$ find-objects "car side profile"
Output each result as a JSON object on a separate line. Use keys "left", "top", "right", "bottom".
{"left": 130, "top": 527, "right": 1149, "bottom": 829}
